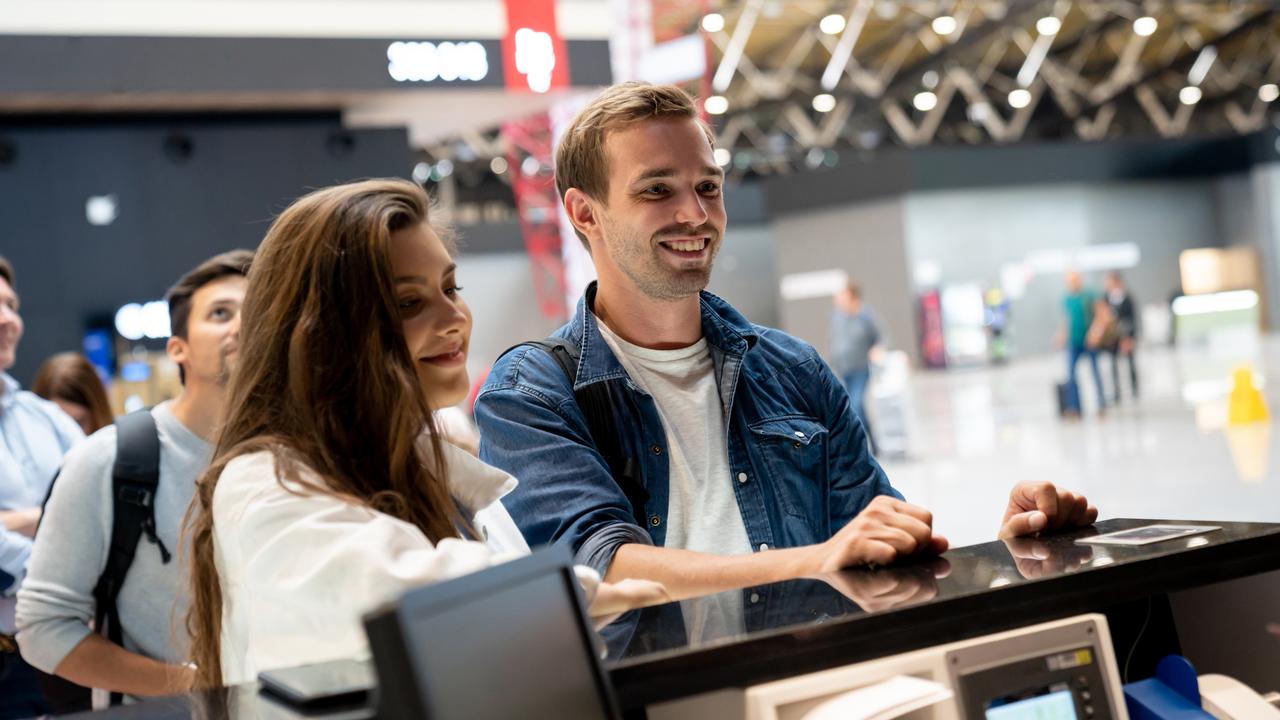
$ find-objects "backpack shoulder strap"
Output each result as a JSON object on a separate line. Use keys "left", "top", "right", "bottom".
{"left": 92, "top": 409, "right": 164, "bottom": 705}
{"left": 496, "top": 337, "right": 580, "bottom": 387}
{"left": 494, "top": 337, "right": 649, "bottom": 526}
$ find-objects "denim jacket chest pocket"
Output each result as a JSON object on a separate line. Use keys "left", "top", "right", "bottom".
{"left": 747, "top": 416, "right": 830, "bottom": 521}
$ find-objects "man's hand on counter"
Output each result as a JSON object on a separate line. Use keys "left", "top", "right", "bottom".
{"left": 1002, "top": 536, "right": 1095, "bottom": 579}
{"left": 819, "top": 557, "right": 951, "bottom": 612}
{"left": 998, "top": 481, "right": 1098, "bottom": 540}
{"left": 814, "top": 496, "right": 950, "bottom": 573}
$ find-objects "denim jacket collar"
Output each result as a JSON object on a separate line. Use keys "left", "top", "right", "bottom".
{"left": 569, "top": 281, "right": 758, "bottom": 391}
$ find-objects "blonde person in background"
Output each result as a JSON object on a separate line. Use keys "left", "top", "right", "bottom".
{"left": 0, "top": 256, "right": 82, "bottom": 719}
{"left": 184, "top": 179, "right": 664, "bottom": 689}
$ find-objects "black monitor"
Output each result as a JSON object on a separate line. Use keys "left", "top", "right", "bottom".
{"left": 364, "top": 546, "right": 620, "bottom": 720}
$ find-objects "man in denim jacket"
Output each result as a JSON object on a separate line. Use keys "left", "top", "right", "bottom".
{"left": 475, "top": 83, "right": 1096, "bottom": 606}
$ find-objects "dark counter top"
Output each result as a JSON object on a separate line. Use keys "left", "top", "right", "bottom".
{"left": 57, "top": 519, "right": 1280, "bottom": 719}
{"left": 605, "top": 518, "right": 1280, "bottom": 708}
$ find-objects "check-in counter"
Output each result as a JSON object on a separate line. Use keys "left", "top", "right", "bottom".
{"left": 58, "top": 518, "right": 1280, "bottom": 720}
{"left": 609, "top": 519, "right": 1280, "bottom": 712}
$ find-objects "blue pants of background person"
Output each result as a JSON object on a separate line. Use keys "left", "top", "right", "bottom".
{"left": 842, "top": 368, "right": 877, "bottom": 454}
{"left": 1067, "top": 343, "right": 1106, "bottom": 412}
{"left": 0, "top": 651, "right": 53, "bottom": 720}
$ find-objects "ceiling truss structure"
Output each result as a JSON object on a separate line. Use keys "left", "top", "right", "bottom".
{"left": 700, "top": 0, "right": 1280, "bottom": 176}
{"left": 424, "top": 0, "right": 1280, "bottom": 194}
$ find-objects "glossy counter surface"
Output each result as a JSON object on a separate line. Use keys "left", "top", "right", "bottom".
{"left": 606, "top": 518, "right": 1280, "bottom": 707}
{"left": 61, "top": 518, "right": 1280, "bottom": 719}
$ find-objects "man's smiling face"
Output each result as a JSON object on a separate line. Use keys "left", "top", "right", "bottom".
{"left": 590, "top": 117, "right": 727, "bottom": 302}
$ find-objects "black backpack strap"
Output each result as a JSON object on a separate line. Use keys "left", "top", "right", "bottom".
{"left": 497, "top": 338, "right": 650, "bottom": 527}
{"left": 92, "top": 409, "right": 165, "bottom": 706}
{"left": 496, "top": 338, "right": 580, "bottom": 384}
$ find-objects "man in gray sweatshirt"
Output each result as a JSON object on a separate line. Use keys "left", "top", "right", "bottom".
{"left": 16, "top": 249, "right": 252, "bottom": 701}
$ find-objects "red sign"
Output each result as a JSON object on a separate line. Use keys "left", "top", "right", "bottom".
{"left": 503, "top": 0, "right": 570, "bottom": 93}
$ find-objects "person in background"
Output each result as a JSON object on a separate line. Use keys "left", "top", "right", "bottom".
{"left": 1086, "top": 297, "right": 1119, "bottom": 379}
{"left": 1059, "top": 271, "right": 1106, "bottom": 417}
{"left": 0, "top": 256, "right": 84, "bottom": 719}
{"left": 32, "top": 353, "right": 113, "bottom": 436}
{"left": 1104, "top": 271, "right": 1139, "bottom": 402}
{"left": 17, "top": 250, "right": 253, "bottom": 703}
{"left": 830, "top": 280, "right": 885, "bottom": 452}
{"left": 984, "top": 287, "right": 1011, "bottom": 365}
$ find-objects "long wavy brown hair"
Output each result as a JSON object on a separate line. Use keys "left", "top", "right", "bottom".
{"left": 184, "top": 178, "right": 468, "bottom": 689}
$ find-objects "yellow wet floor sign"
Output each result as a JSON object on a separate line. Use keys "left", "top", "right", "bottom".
{"left": 1228, "top": 366, "right": 1269, "bottom": 425}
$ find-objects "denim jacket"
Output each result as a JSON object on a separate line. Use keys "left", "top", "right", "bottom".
{"left": 475, "top": 282, "right": 900, "bottom": 577}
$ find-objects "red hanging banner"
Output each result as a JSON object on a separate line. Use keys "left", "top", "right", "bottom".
{"left": 502, "top": 0, "right": 571, "bottom": 93}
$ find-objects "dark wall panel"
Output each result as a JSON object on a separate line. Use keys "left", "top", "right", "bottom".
{"left": 0, "top": 116, "right": 412, "bottom": 385}
{"left": 0, "top": 36, "right": 613, "bottom": 93}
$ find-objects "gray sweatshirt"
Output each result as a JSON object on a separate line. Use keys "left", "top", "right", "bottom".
{"left": 829, "top": 309, "right": 882, "bottom": 376}
{"left": 16, "top": 401, "right": 210, "bottom": 674}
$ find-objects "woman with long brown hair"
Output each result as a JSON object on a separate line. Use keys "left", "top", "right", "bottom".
{"left": 32, "top": 352, "right": 113, "bottom": 435}
{"left": 185, "top": 179, "right": 660, "bottom": 688}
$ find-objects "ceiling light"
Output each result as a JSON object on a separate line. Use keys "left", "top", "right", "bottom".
{"left": 1260, "top": 84, "right": 1279, "bottom": 103}
{"left": 874, "top": 1, "right": 898, "bottom": 20}
{"left": 819, "top": 14, "right": 846, "bottom": 35}
{"left": 713, "top": 148, "right": 731, "bottom": 167}
{"left": 701, "top": 13, "right": 725, "bottom": 33}
{"left": 1008, "top": 89, "right": 1032, "bottom": 109}
{"left": 968, "top": 102, "right": 992, "bottom": 122}
{"left": 1036, "top": 17, "right": 1061, "bottom": 35}
{"left": 1133, "top": 16, "right": 1158, "bottom": 37}
{"left": 1179, "top": 86, "right": 1202, "bottom": 105}
{"left": 812, "top": 93, "right": 836, "bottom": 112}
{"left": 704, "top": 95, "right": 729, "bottom": 115}
{"left": 86, "top": 195, "right": 118, "bottom": 226}
{"left": 932, "top": 16, "right": 957, "bottom": 36}
{"left": 913, "top": 91, "right": 938, "bottom": 112}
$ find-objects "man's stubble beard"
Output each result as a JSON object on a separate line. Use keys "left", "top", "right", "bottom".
{"left": 602, "top": 218, "right": 718, "bottom": 302}
{"left": 216, "top": 351, "right": 233, "bottom": 388}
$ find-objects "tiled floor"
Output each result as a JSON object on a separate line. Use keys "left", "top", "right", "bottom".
{"left": 878, "top": 335, "right": 1280, "bottom": 549}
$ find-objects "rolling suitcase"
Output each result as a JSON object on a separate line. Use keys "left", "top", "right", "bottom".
{"left": 1056, "top": 380, "right": 1081, "bottom": 416}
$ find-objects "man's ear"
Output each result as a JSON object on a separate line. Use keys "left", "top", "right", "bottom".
{"left": 166, "top": 335, "right": 188, "bottom": 367}
{"left": 564, "top": 188, "right": 603, "bottom": 246}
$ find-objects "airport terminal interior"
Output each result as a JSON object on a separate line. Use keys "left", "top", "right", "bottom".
{"left": 2, "top": 1, "right": 1280, "bottom": 719}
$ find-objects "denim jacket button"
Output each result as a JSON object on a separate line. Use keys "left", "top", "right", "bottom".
{"left": 758, "top": 543, "right": 769, "bottom": 551}
{"left": 794, "top": 431, "right": 806, "bottom": 438}
{"left": 650, "top": 445, "right": 663, "bottom": 455}
{"left": 737, "top": 472, "right": 748, "bottom": 484}
{"left": 750, "top": 593, "right": 761, "bottom": 604}
{"left": 649, "top": 515, "right": 662, "bottom": 527}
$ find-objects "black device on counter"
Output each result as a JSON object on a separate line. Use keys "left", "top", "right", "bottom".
{"left": 258, "top": 658, "right": 375, "bottom": 709}
{"left": 363, "top": 546, "right": 620, "bottom": 720}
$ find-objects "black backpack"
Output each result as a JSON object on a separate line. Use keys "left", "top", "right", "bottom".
{"left": 38, "top": 409, "right": 170, "bottom": 708}
{"left": 497, "top": 338, "right": 650, "bottom": 527}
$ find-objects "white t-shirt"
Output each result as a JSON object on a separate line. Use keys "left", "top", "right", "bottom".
{"left": 597, "top": 322, "right": 751, "bottom": 642}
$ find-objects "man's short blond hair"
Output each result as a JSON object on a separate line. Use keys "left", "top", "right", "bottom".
{"left": 555, "top": 82, "right": 716, "bottom": 246}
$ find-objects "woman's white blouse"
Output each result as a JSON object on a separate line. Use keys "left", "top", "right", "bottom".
{"left": 213, "top": 443, "right": 530, "bottom": 686}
